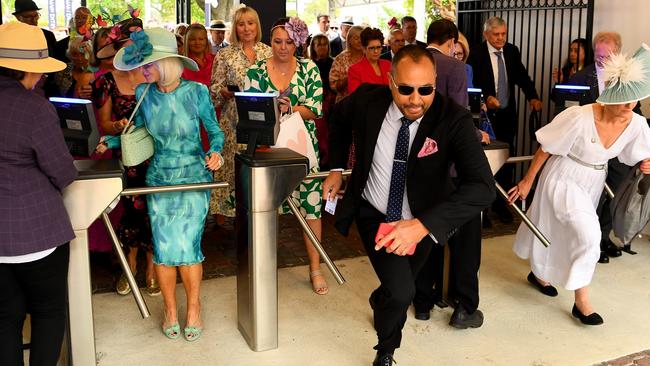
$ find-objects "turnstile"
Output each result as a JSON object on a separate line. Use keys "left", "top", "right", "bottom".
{"left": 235, "top": 148, "right": 309, "bottom": 351}
{"left": 61, "top": 159, "right": 124, "bottom": 365}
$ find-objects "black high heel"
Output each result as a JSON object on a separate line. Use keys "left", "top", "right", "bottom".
{"left": 572, "top": 304, "right": 604, "bottom": 325}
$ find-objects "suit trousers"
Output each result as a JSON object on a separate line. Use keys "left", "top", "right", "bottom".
{"left": 356, "top": 200, "right": 433, "bottom": 354}
{"left": 490, "top": 105, "right": 518, "bottom": 188}
{"left": 597, "top": 158, "right": 633, "bottom": 246}
{"left": 0, "top": 243, "right": 69, "bottom": 366}
{"left": 413, "top": 214, "right": 482, "bottom": 313}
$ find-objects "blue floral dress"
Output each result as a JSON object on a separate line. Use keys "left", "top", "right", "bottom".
{"left": 111, "top": 80, "right": 224, "bottom": 265}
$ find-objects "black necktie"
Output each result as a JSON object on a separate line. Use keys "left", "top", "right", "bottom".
{"left": 386, "top": 117, "right": 414, "bottom": 222}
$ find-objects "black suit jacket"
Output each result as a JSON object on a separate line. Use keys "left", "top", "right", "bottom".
{"left": 329, "top": 84, "right": 495, "bottom": 243}
{"left": 380, "top": 51, "right": 392, "bottom": 61}
{"left": 467, "top": 42, "right": 539, "bottom": 106}
{"left": 330, "top": 36, "right": 343, "bottom": 58}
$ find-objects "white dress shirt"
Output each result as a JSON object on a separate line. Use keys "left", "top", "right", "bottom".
{"left": 362, "top": 102, "right": 422, "bottom": 220}
{"left": 487, "top": 42, "right": 509, "bottom": 97}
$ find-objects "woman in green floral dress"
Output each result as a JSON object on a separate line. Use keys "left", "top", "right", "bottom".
{"left": 244, "top": 17, "right": 328, "bottom": 295}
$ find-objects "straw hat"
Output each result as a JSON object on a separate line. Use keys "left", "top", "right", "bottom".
{"left": 209, "top": 19, "right": 228, "bottom": 30}
{"left": 114, "top": 27, "right": 198, "bottom": 71}
{"left": 0, "top": 22, "right": 65, "bottom": 73}
{"left": 597, "top": 44, "right": 650, "bottom": 105}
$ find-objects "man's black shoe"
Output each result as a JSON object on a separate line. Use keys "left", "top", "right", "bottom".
{"left": 449, "top": 306, "right": 484, "bottom": 329}
{"left": 527, "top": 271, "right": 558, "bottom": 297}
{"left": 373, "top": 352, "right": 396, "bottom": 366}
{"left": 598, "top": 251, "right": 610, "bottom": 264}
{"left": 414, "top": 308, "right": 430, "bottom": 321}
{"left": 603, "top": 240, "right": 622, "bottom": 258}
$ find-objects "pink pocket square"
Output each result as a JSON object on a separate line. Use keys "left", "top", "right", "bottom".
{"left": 417, "top": 137, "right": 438, "bottom": 158}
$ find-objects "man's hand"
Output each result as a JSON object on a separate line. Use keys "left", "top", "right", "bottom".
{"left": 322, "top": 171, "right": 343, "bottom": 202}
{"left": 375, "top": 219, "right": 429, "bottom": 256}
{"left": 485, "top": 95, "right": 500, "bottom": 109}
{"left": 529, "top": 99, "right": 543, "bottom": 111}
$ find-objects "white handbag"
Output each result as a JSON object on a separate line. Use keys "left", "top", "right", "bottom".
{"left": 273, "top": 111, "right": 318, "bottom": 169}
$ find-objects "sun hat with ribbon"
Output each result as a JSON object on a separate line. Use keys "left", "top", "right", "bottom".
{"left": 114, "top": 27, "right": 198, "bottom": 71}
{"left": 0, "top": 22, "right": 65, "bottom": 73}
{"left": 597, "top": 43, "right": 650, "bottom": 105}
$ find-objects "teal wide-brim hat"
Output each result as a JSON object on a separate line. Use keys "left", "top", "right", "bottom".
{"left": 114, "top": 27, "right": 198, "bottom": 71}
{"left": 597, "top": 43, "right": 650, "bottom": 105}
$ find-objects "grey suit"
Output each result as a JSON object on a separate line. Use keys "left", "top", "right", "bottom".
{"left": 427, "top": 47, "right": 468, "bottom": 108}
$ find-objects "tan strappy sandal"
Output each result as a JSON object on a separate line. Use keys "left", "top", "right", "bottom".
{"left": 309, "top": 270, "right": 329, "bottom": 295}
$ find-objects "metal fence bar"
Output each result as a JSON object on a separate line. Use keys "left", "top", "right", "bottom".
{"left": 121, "top": 182, "right": 229, "bottom": 196}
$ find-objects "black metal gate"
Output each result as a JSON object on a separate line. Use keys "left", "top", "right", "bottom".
{"left": 457, "top": 0, "right": 595, "bottom": 162}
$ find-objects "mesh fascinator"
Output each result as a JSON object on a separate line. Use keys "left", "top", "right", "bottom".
{"left": 597, "top": 44, "right": 650, "bottom": 105}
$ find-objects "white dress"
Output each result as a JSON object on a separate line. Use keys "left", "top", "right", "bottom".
{"left": 513, "top": 105, "right": 650, "bottom": 290}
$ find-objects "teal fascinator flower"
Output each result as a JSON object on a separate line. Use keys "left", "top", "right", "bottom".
{"left": 122, "top": 30, "right": 153, "bottom": 66}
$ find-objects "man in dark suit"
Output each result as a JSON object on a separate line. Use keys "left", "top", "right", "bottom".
{"left": 400, "top": 16, "right": 426, "bottom": 48}
{"left": 380, "top": 29, "right": 405, "bottom": 61}
{"left": 467, "top": 16, "right": 542, "bottom": 222}
{"left": 569, "top": 31, "right": 631, "bottom": 264}
{"left": 323, "top": 45, "right": 495, "bottom": 366}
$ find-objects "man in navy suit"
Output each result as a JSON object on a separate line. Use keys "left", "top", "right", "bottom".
{"left": 468, "top": 16, "right": 542, "bottom": 222}
{"left": 324, "top": 45, "right": 494, "bottom": 366}
{"left": 401, "top": 16, "right": 426, "bottom": 48}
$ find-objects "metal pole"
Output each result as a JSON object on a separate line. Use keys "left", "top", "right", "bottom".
{"left": 121, "top": 182, "right": 228, "bottom": 196}
{"left": 495, "top": 183, "right": 551, "bottom": 248}
{"left": 101, "top": 212, "right": 150, "bottom": 318}
{"left": 604, "top": 183, "right": 615, "bottom": 199}
{"left": 285, "top": 198, "right": 346, "bottom": 285}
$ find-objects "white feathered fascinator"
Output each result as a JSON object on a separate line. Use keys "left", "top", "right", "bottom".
{"left": 597, "top": 43, "right": 650, "bottom": 104}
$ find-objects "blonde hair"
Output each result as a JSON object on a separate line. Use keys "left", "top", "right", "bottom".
{"left": 155, "top": 57, "right": 184, "bottom": 87}
{"left": 593, "top": 31, "right": 622, "bottom": 53}
{"left": 346, "top": 25, "right": 364, "bottom": 51}
{"left": 457, "top": 32, "right": 470, "bottom": 62}
{"left": 230, "top": 6, "right": 262, "bottom": 46}
{"left": 184, "top": 23, "right": 210, "bottom": 59}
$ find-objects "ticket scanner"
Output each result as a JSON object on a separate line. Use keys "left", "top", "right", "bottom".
{"left": 60, "top": 159, "right": 124, "bottom": 365}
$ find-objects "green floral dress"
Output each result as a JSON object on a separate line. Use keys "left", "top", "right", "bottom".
{"left": 244, "top": 58, "right": 324, "bottom": 220}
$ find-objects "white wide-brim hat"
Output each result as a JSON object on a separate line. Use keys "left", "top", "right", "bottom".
{"left": 597, "top": 43, "right": 650, "bottom": 105}
{"left": 114, "top": 27, "right": 198, "bottom": 71}
{"left": 0, "top": 22, "right": 65, "bottom": 73}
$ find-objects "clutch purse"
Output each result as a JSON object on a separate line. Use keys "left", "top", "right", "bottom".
{"left": 120, "top": 84, "right": 153, "bottom": 167}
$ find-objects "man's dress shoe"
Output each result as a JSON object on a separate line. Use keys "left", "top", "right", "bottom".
{"left": 449, "top": 305, "right": 484, "bottom": 329}
{"left": 414, "top": 308, "right": 430, "bottom": 321}
{"left": 372, "top": 352, "right": 396, "bottom": 366}
{"left": 604, "top": 240, "right": 622, "bottom": 258}
{"left": 527, "top": 272, "right": 558, "bottom": 297}
{"left": 598, "top": 251, "right": 610, "bottom": 263}
{"left": 572, "top": 304, "right": 604, "bottom": 326}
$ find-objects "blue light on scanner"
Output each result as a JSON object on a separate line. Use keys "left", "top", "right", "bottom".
{"left": 49, "top": 97, "right": 92, "bottom": 104}
{"left": 554, "top": 85, "right": 590, "bottom": 90}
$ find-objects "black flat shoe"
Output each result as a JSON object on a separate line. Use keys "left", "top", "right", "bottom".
{"left": 449, "top": 305, "right": 484, "bottom": 329}
{"left": 414, "top": 310, "right": 430, "bottom": 321}
{"left": 372, "top": 352, "right": 396, "bottom": 366}
{"left": 527, "top": 272, "right": 558, "bottom": 297}
{"left": 572, "top": 304, "right": 604, "bottom": 325}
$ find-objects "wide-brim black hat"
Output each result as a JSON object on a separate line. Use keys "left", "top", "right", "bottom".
{"left": 13, "top": 0, "right": 40, "bottom": 15}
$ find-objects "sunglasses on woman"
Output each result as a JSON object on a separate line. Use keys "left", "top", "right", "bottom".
{"left": 390, "top": 75, "right": 436, "bottom": 96}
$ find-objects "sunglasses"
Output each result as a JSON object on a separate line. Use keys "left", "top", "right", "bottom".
{"left": 330, "top": 26, "right": 338, "bottom": 30}
{"left": 390, "top": 76, "right": 435, "bottom": 96}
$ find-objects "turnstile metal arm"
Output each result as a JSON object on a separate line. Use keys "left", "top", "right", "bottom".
{"left": 102, "top": 212, "right": 151, "bottom": 318}
{"left": 496, "top": 183, "right": 551, "bottom": 248}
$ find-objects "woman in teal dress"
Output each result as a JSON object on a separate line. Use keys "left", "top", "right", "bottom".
{"left": 244, "top": 17, "right": 329, "bottom": 295}
{"left": 101, "top": 28, "right": 224, "bottom": 341}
